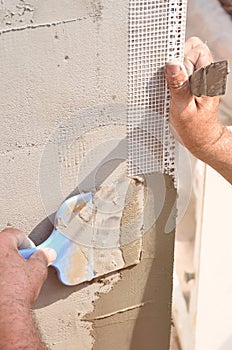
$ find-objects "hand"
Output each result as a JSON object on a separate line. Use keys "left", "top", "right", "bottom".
{"left": 165, "top": 36, "right": 232, "bottom": 183}
{"left": 0, "top": 227, "right": 57, "bottom": 349}
{"left": 0, "top": 227, "right": 56, "bottom": 308}
{"left": 165, "top": 36, "right": 224, "bottom": 159}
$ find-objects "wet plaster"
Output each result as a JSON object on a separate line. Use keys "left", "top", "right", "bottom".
{"left": 33, "top": 160, "right": 145, "bottom": 349}
{"left": 35, "top": 272, "right": 121, "bottom": 350}
{"left": 33, "top": 136, "right": 176, "bottom": 350}
{"left": 85, "top": 175, "right": 176, "bottom": 350}
{"left": 55, "top": 163, "right": 144, "bottom": 286}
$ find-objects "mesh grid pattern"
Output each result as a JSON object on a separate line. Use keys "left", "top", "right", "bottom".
{"left": 127, "top": 0, "right": 188, "bottom": 178}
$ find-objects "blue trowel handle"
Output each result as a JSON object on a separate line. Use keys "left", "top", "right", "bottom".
{"left": 19, "top": 247, "right": 38, "bottom": 259}
{"left": 18, "top": 229, "right": 57, "bottom": 259}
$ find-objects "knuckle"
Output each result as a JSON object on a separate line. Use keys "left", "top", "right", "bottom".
{"left": 188, "top": 36, "right": 204, "bottom": 45}
{"left": 185, "top": 37, "right": 203, "bottom": 52}
{"left": 197, "top": 45, "right": 213, "bottom": 60}
{"left": 0, "top": 227, "right": 22, "bottom": 237}
{"left": 184, "top": 55, "right": 194, "bottom": 64}
{"left": 169, "top": 79, "right": 189, "bottom": 92}
{"left": 0, "top": 228, "right": 28, "bottom": 250}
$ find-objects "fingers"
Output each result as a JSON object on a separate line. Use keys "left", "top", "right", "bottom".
{"left": 0, "top": 227, "right": 57, "bottom": 306}
{"left": 0, "top": 228, "right": 57, "bottom": 265}
{"left": 18, "top": 236, "right": 36, "bottom": 249}
{"left": 184, "top": 37, "right": 214, "bottom": 76}
{"left": 184, "top": 44, "right": 213, "bottom": 75}
{"left": 166, "top": 37, "right": 215, "bottom": 104}
{"left": 0, "top": 227, "right": 29, "bottom": 250}
{"left": 29, "top": 248, "right": 57, "bottom": 266}
{"left": 184, "top": 36, "right": 204, "bottom": 54}
{"left": 27, "top": 248, "right": 57, "bottom": 302}
{"left": 165, "top": 61, "right": 192, "bottom": 104}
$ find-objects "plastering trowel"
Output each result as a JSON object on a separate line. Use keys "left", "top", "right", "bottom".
{"left": 19, "top": 177, "right": 144, "bottom": 286}
{"left": 19, "top": 193, "right": 95, "bottom": 286}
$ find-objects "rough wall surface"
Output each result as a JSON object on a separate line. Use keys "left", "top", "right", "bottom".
{"left": 0, "top": 1, "right": 176, "bottom": 349}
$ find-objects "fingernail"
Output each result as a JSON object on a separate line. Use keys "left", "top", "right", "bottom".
{"left": 43, "top": 248, "right": 57, "bottom": 263}
{"left": 166, "top": 64, "right": 181, "bottom": 76}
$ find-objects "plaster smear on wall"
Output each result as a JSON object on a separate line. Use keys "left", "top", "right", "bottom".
{"left": 55, "top": 161, "right": 144, "bottom": 286}
{"left": 35, "top": 157, "right": 176, "bottom": 350}
{"left": 53, "top": 122, "right": 144, "bottom": 281}
{"left": 34, "top": 122, "right": 145, "bottom": 348}
{"left": 34, "top": 121, "right": 146, "bottom": 348}
{"left": 87, "top": 174, "right": 176, "bottom": 350}
{"left": 35, "top": 272, "right": 121, "bottom": 349}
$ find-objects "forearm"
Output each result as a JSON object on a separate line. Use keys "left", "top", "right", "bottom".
{"left": 194, "top": 126, "right": 232, "bottom": 184}
{"left": 0, "top": 301, "right": 46, "bottom": 350}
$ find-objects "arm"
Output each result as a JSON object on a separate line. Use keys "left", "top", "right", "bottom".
{"left": 0, "top": 228, "right": 56, "bottom": 349}
{"left": 165, "top": 36, "right": 232, "bottom": 184}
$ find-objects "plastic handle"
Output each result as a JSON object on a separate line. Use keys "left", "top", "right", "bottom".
{"left": 19, "top": 247, "right": 37, "bottom": 259}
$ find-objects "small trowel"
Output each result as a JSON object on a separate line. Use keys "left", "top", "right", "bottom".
{"left": 190, "top": 60, "right": 229, "bottom": 97}
{"left": 19, "top": 178, "right": 143, "bottom": 286}
{"left": 19, "top": 193, "right": 95, "bottom": 286}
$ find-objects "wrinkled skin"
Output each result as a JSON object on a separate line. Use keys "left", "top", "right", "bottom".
{"left": 166, "top": 36, "right": 232, "bottom": 184}
{"left": 0, "top": 228, "right": 56, "bottom": 349}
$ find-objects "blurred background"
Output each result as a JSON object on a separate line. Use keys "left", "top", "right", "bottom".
{"left": 172, "top": 1, "right": 232, "bottom": 349}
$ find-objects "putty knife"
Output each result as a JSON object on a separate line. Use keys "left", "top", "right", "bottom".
{"left": 19, "top": 192, "right": 95, "bottom": 286}
{"left": 190, "top": 60, "right": 229, "bottom": 97}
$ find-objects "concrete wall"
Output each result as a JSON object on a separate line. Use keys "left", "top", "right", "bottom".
{"left": 0, "top": 1, "right": 176, "bottom": 348}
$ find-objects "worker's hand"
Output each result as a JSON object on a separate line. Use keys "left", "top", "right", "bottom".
{"left": 0, "top": 228, "right": 56, "bottom": 308}
{"left": 165, "top": 36, "right": 224, "bottom": 159}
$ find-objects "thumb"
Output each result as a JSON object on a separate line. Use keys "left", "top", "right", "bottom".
{"left": 165, "top": 62, "right": 192, "bottom": 102}
{"left": 26, "top": 248, "right": 57, "bottom": 303}
{"left": 30, "top": 248, "right": 57, "bottom": 266}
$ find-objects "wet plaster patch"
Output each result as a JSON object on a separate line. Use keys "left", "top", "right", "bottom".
{"left": 34, "top": 273, "right": 121, "bottom": 350}
{"left": 0, "top": 1, "right": 139, "bottom": 347}
{"left": 1, "top": 118, "right": 175, "bottom": 349}
{"left": 34, "top": 158, "right": 145, "bottom": 349}
{"left": 55, "top": 162, "right": 144, "bottom": 286}
{"left": 35, "top": 128, "right": 176, "bottom": 350}
{"left": 85, "top": 174, "right": 176, "bottom": 350}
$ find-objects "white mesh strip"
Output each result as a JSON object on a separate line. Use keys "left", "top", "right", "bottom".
{"left": 127, "top": 0, "right": 188, "bottom": 179}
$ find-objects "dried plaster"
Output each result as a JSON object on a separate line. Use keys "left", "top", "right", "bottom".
{"left": 0, "top": 0, "right": 103, "bottom": 33}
